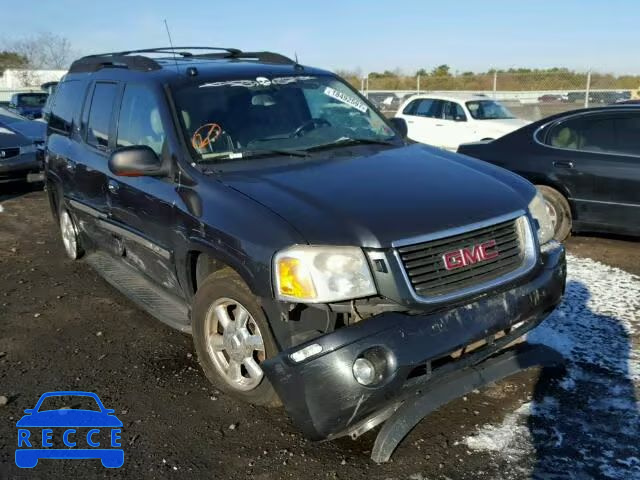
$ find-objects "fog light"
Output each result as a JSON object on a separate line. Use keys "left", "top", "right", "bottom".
{"left": 353, "top": 358, "right": 376, "bottom": 386}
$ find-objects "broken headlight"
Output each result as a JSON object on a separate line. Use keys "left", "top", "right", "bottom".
{"left": 274, "top": 246, "right": 377, "bottom": 303}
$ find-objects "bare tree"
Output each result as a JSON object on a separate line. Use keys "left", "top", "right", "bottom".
{"left": 7, "top": 32, "right": 73, "bottom": 70}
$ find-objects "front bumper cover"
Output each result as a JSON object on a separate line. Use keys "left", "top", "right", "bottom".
{"left": 262, "top": 244, "right": 566, "bottom": 459}
{"left": 0, "top": 152, "right": 41, "bottom": 183}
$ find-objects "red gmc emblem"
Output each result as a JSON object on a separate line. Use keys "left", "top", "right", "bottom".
{"left": 442, "top": 240, "right": 499, "bottom": 271}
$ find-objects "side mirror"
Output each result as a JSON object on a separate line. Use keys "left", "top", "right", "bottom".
{"left": 104, "top": 408, "right": 115, "bottom": 414}
{"left": 455, "top": 116, "right": 467, "bottom": 122}
{"left": 23, "top": 409, "right": 34, "bottom": 414}
{"left": 109, "top": 146, "right": 165, "bottom": 177}
{"left": 389, "top": 117, "right": 408, "bottom": 139}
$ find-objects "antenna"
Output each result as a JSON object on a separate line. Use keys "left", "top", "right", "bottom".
{"left": 163, "top": 19, "right": 180, "bottom": 72}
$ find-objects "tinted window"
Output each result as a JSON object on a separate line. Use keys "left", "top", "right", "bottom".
{"left": 415, "top": 99, "right": 435, "bottom": 116}
{"left": 613, "top": 114, "right": 640, "bottom": 155}
{"left": 49, "top": 80, "right": 86, "bottom": 135}
{"left": 547, "top": 115, "right": 616, "bottom": 152}
{"left": 117, "top": 85, "right": 166, "bottom": 155}
{"left": 86, "top": 83, "right": 118, "bottom": 150}
{"left": 17, "top": 93, "right": 47, "bottom": 107}
{"left": 402, "top": 100, "right": 420, "bottom": 115}
{"left": 444, "top": 101, "right": 466, "bottom": 121}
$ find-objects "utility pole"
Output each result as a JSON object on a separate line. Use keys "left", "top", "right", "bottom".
{"left": 417, "top": 74, "right": 421, "bottom": 94}
{"left": 492, "top": 71, "right": 498, "bottom": 99}
{"left": 584, "top": 70, "right": 592, "bottom": 108}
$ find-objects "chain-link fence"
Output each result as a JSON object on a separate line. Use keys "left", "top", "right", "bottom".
{"left": 348, "top": 71, "right": 640, "bottom": 120}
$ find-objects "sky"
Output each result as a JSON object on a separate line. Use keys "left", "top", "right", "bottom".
{"left": 2, "top": 0, "right": 637, "bottom": 75}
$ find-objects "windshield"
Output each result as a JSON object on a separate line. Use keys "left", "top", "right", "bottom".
{"left": 465, "top": 100, "right": 515, "bottom": 120}
{"left": 17, "top": 94, "right": 47, "bottom": 107}
{"left": 172, "top": 75, "right": 397, "bottom": 162}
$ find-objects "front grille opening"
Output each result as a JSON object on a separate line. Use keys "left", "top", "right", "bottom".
{"left": 398, "top": 218, "right": 526, "bottom": 298}
{"left": 0, "top": 148, "right": 20, "bottom": 159}
{"left": 405, "top": 326, "right": 525, "bottom": 381}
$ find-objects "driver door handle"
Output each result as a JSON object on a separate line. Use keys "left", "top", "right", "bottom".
{"left": 553, "top": 161, "right": 574, "bottom": 169}
{"left": 107, "top": 180, "right": 120, "bottom": 194}
{"left": 65, "top": 159, "right": 76, "bottom": 172}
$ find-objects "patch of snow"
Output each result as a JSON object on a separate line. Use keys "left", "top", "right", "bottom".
{"left": 0, "top": 204, "right": 4, "bottom": 213}
{"left": 461, "top": 254, "right": 640, "bottom": 479}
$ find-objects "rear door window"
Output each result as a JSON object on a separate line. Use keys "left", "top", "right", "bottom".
{"left": 49, "top": 80, "right": 87, "bottom": 135}
{"left": 86, "top": 82, "right": 118, "bottom": 150}
{"left": 443, "top": 101, "right": 466, "bottom": 121}
{"left": 546, "top": 114, "right": 616, "bottom": 153}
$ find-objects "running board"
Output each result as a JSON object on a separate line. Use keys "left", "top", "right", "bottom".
{"left": 85, "top": 251, "right": 191, "bottom": 334}
{"left": 370, "top": 343, "right": 565, "bottom": 463}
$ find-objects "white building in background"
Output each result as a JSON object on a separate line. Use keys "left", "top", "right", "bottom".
{"left": 0, "top": 69, "right": 67, "bottom": 89}
{"left": 0, "top": 69, "right": 67, "bottom": 103}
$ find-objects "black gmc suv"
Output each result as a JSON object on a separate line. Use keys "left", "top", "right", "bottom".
{"left": 45, "top": 47, "right": 566, "bottom": 461}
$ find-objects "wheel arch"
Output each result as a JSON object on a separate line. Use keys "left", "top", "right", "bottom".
{"left": 532, "top": 180, "right": 577, "bottom": 220}
{"left": 183, "top": 242, "right": 264, "bottom": 299}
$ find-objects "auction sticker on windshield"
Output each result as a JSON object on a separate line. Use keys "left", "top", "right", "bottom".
{"left": 323, "top": 86, "right": 368, "bottom": 113}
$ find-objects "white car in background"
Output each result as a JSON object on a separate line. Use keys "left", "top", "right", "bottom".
{"left": 395, "top": 94, "right": 530, "bottom": 150}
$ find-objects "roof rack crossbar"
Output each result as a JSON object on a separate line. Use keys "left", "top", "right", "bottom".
{"left": 85, "top": 47, "right": 242, "bottom": 58}
{"left": 68, "top": 47, "right": 298, "bottom": 73}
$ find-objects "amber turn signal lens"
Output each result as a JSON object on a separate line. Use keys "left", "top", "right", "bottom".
{"left": 276, "top": 257, "right": 317, "bottom": 300}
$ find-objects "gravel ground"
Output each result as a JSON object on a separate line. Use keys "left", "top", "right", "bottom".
{"left": 1, "top": 187, "right": 638, "bottom": 480}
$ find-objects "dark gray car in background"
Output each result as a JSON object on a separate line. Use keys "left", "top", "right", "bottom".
{"left": 0, "top": 107, "right": 45, "bottom": 185}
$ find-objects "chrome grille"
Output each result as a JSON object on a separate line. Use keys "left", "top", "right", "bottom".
{"left": 397, "top": 217, "right": 526, "bottom": 298}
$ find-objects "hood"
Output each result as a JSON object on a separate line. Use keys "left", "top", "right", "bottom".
{"left": 219, "top": 144, "right": 535, "bottom": 248}
{"left": 0, "top": 125, "right": 31, "bottom": 147}
{"left": 3, "top": 120, "right": 45, "bottom": 142}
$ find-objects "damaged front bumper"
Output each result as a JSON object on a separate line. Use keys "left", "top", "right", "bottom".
{"left": 262, "top": 244, "right": 566, "bottom": 460}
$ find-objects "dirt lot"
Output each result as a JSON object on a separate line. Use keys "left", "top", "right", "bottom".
{"left": 1, "top": 187, "right": 638, "bottom": 480}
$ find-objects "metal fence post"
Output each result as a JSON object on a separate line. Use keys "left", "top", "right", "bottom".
{"left": 584, "top": 70, "right": 592, "bottom": 108}
{"left": 492, "top": 71, "right": 498, "bottom": 99}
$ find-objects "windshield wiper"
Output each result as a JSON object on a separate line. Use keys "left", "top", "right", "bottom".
{"left": 306, "top": 137, "right": 397, "bottom": 151}
{"left": 197, "top": 148, "right": 310, "bottom": 164}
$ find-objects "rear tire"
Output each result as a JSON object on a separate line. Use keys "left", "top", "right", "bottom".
{"left": 192, "top": 269, "right": 280, "bottom": 407}
{"left": 536, "top": 185, "right": 572, "bottom": 242}
{"left": 59, "top": 206, "right": 84, "bottom": 260}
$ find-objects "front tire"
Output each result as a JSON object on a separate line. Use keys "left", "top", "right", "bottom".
{"left": 192, "top": 269, "right": 280, "bottom": 407}
{"left": 536, "top": 185, "right": 572, "bottom": 242}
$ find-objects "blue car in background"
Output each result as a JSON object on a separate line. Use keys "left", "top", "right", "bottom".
{"left": 15, "top": 391, "right": 124, "bottom": 468}
{"left": 8, "top": 92, "right": 48, "bottom": 119}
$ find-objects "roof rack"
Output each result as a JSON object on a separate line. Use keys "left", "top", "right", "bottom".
{"left": 68, "top": 47, "right": 296, "bottom": 73}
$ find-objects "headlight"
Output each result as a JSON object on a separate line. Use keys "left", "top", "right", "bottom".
{"left": 274, "top": 246, "right": 377, "bottom": 303}
{"left": 528, "top": 191, "right": 554, "bottom": 245}
{"left": 19, "top": 144, "right": 37, "bottom": 155}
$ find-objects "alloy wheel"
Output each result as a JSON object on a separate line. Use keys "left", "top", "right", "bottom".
{"left": 60, "top": 210, "right": 79, "bottom": 259}
{"left": 204, "top": 298, "right": 266, "bottom": 391}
